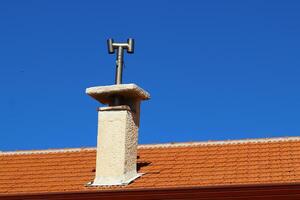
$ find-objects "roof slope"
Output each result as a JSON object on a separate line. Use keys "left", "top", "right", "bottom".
{"left": 1, "top": 137, "right": 300, "bottom": 195}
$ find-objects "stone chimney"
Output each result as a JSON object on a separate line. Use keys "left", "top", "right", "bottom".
{"left": 86, "top": 39, "right": 150, "bottom": 186}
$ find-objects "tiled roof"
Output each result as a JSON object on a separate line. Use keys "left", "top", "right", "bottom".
{"left": 1, "top": 137, "right": 300, "bottom": 195}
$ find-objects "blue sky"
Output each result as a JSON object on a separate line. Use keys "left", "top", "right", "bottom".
{"left": 1, "top": 1, "right": 300, "bottom": 151}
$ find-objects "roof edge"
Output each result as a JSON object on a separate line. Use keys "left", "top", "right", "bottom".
{"left": 2, "top": 182, "right": 300, "bottom": 198}
{"left": 1, "top": 136, "right": 300, "bottom": 155}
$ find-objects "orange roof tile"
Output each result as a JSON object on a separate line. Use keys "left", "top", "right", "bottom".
{"left": 1, "top": 137, "right": 300, "bottom": 195}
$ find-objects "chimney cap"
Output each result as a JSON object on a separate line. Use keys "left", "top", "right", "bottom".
{"left": 86, "top": 83, "right": 150, "bottom": 105}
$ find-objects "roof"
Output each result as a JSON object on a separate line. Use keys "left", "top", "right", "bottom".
{"left": 1, "top": 137, "right": 300, "bottom": 195}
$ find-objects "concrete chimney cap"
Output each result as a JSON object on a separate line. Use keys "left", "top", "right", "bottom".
{"left": 86, "top": 83, "right": 150, "bottom": 105}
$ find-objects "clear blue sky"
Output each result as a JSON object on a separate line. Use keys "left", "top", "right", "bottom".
{"left": 1, "top": 1, "right": 300, "bottom": 151}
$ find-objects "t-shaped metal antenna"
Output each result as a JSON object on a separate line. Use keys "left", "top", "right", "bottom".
{"left": 107, "top": 38, "right": 134, "bottom": 85}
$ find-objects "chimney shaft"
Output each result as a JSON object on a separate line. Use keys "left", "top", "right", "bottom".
{"left": 86, "top": 84, "right": 150, "bottom": 186}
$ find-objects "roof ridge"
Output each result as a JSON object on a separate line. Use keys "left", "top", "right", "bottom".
{"left": 1, "top": 136, "right": 299, "bottom": 155}
{"left": 0, "top": 147, "right": 96, "bottom": 155}
{"left": 138, "top": 136, "right": 300, "bottom": 149}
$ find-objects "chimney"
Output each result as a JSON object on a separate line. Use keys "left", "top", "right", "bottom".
{"left": 86, "top": 39, "right": 150, "bottom": 186}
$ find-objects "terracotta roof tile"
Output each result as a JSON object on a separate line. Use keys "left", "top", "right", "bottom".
{"left": 1, "top": 137, "right": 300, "bottom": 195}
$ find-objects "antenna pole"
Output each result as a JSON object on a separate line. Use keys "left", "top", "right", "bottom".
{"left": 115, "top": 46, "right": 124, "bottom": 84}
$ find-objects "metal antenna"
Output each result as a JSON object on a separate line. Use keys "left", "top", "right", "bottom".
{"left": 107, "top": 38, "right": 134, "bottom": 85}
